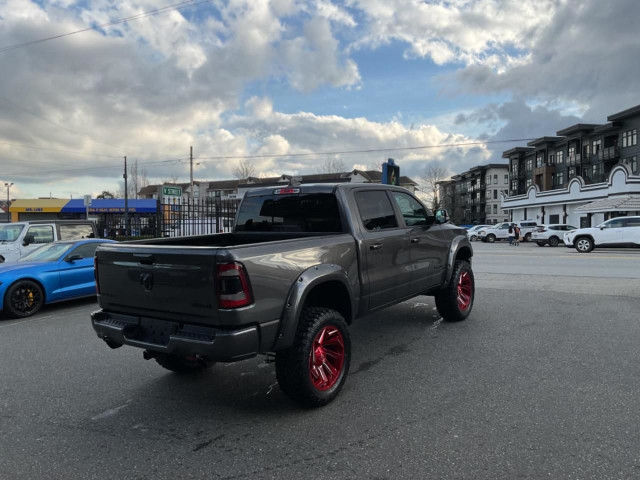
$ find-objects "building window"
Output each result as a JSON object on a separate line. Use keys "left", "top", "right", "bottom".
{"left": 592, "top": 163, "right": 602, "bottom": 180}
{"left": 504, "top": 174, "right": 508, "bottom": 183}
{"left": 511, "top": 180, "right": 517, "bottom": 193}
{"left": 556, "top": 150, "right": 564, "bottom": 164}
{"left": 592, "top": 139, "right": 601, "bottom": 155}
{"left": 622, "top": 129, "right": 638, "bottom": 148}
{"left": 493, "top": 205, "right": 497, "bottom": 214}
{"left": 526, "top": 179, "right": 532, "bottom": 188}
{"left": 486, "top": 189, "right": 491, "bottom": 199}
{"left": 569, "top": 167, "right": 576, "bottom": 178}
{"left": 511, "top": 162, "right": 518, "bottom": 175}
{"left": 486, "top": 175, "right": 491, "bottom": 185}
{"left": 493, "top": 174, "right": 498, "bottom": 182}
{"left": 536, "top": 154, "right": 544, "bottom": 168}
{"left": 624, "top": 156, "right": 638, "bottom": 174}
{"left": 493, "top": 190, "right": 497, "bottom": 199}
{"left": 549, "top": 154, "right": 555, "bottom": 165}
{"left": 526, "top": 158, "right": 533, "bottom": 171}
{"left": 568, "top": 145, "right": 576, "bottom": 157}
{"left": 554, "top": 172, "right": 564, "bottom": 186}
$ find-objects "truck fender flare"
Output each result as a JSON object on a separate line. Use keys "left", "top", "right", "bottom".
{"left": 271, "top": 264, "right": 355, "bottom": 351}
{"left": 443, "top": 235, "right": 473, "bottom": 288}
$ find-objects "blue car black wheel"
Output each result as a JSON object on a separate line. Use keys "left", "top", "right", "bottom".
{"left": 5, "top": 280, "right": 44, "bottom": 318}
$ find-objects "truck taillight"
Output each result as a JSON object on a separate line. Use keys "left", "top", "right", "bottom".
{"left": 94, "top": 256, "right": 100, "bottom": 293}
{"left": 217, "top": 263, "right": 252, "bottom": 309}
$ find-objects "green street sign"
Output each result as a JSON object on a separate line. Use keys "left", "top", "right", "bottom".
{"left": 162, "top": 186, "right": 182, "bottom": 196}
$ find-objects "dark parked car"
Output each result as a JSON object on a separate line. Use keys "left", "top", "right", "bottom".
{"left": 92, "top": 184, "right": 474, "bottom": 407}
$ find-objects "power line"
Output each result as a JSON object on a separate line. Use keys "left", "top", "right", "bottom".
{"left": 0, "top": 137, "right": 534, "bottom": 179}
{"left": 193, "top": 138, "right": 537, "bottom": 161}
{"left": 0, "top": 0, "right": 212, "bottom": 55}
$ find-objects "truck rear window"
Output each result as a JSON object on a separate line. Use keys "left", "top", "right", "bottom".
{"left": 235, "top": 193, "right": 342, "bottom": 232}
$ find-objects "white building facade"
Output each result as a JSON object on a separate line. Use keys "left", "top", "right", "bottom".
{"left": 501, "top": 165, "right": 640, "bottom": 228}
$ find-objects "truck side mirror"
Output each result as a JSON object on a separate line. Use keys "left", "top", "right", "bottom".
{"left": 23, "top": 234, "right": 35, "bottom": 246}
{"left": 435, "top": 209, "right": 449, "bottom": 224}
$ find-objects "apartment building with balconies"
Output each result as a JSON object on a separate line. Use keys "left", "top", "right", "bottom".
{"left": 502, "top": 104, "right": 640, "bottom": 227}
{"left": 438, "top": 164, "right": 509, "bottom": 225}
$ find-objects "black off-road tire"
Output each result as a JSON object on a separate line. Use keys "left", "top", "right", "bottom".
{"left": 524, "top": 233, "right": 532, "bottom": 242}
{"left": 434, "top": 260, "right": 475, "bottom": 322}
{"left": 470, "top": 235, "right": 477, "bottom": 242}
{"left": 486, "top": 234, "right": 496, "bottom": 243}
{"left": 154, "top": 354, "right": 215, "bottom": 374}
{"left": 275, "top": 307, "right": 351, "bottom": 408}
{"left": 548, "top": 236, "right": 560, "bottom": 247}
{"left": 4, "top": 280, "right": 45, "bottom": 318}
{"left": 575, "top": 236, "right": 594, "bottom": 253}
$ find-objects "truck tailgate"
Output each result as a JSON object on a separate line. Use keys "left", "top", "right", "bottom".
{"left": 96, "top": 245, "right": 220, "bottom": 325}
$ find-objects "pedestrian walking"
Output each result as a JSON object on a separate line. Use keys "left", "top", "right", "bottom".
{"left": 514, "top": 225, "right": 521, "bottom": 246}
{"left": 508, "top": 223, "right": 514, "bottom": 245}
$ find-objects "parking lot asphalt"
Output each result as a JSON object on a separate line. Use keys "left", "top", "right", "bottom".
{"left": 1, "top": 243, "right": 640, "bottom": 479}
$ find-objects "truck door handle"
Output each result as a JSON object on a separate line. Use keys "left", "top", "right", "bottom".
{"left": 370, "top": 243, "right": 383, "bottom": 250}
{"left": 411, "top": 238, "right": 420, "bottom": 243}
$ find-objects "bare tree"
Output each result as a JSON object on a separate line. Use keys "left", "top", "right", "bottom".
{"left": 316, "top": 158, "right": 347, "bottom": 174}
{"left": 367, "top": 160, "right": 383, "bottom": 172}
{"left": 96, "top": 190, "right": 115, "bottom": 199}
{"left": 420, "top": 164, "right": 448, "bottom": 210}
{"left": 128, "top": 160, "right": 149, "bottom": 199}
{"left": 232, "top": 159, "right": 257, "bottom": 179}
{"left": 160, "top": 174, "right": 181, "bottom": 184}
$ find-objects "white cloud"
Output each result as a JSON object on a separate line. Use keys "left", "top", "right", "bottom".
{"left": 348, "top": 0, "right": 561, "bottom": 69}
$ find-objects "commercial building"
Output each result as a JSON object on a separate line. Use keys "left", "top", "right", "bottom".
{"left": 502, "top": 104, "right": 640, "bottom": 226}
{"left": 8, "top": 199, "right": 157, "bottom": 222}
{"left": 438, "top": 164, "right": 510, "bottom": 225}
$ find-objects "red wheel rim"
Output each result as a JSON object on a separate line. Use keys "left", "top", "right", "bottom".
{"left": 457, "top": 271, "right": 473, "bottom": 311}
{"left": 309, "top": 326, "right": 345, "bottom": 391}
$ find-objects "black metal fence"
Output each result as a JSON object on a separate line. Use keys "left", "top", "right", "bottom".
{"left": 97, "top": 197, "right": 241, "bottom": 241}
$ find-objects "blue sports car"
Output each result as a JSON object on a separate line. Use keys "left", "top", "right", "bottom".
{"left": 0, "top": 238, "right": 115, "bottom": 318}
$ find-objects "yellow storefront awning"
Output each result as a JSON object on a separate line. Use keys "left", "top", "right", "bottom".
{"left": 9, "top": 199, "right": 70, "bottom": 213}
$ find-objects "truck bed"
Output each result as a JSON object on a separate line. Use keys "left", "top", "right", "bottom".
{"left": 95, "top": 232, "right": 358, "bottom": 329}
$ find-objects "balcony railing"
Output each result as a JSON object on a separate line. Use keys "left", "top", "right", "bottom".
{"left": 567, "top": 153, "right": 581, "bottom": 166}
{"left": 597, "top": 146, "right": 619, "bottom": 162}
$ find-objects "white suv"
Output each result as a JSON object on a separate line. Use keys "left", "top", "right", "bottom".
{"left": 478, "top": 220, "right": 538, "bottom": 243}
{"left": 466, "top": 224, "right": 490, "bottom": 242}
{"left": 532, "top": 224, "right": 578, "bottom": 247}
{"left": 564, "top": 216, "right": 640, "bottom": 253}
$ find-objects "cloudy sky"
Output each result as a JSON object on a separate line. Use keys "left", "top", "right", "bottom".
{"left": 0, "top": 0, "right": 638, "bottom": 199}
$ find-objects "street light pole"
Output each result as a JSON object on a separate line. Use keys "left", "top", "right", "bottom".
{"left": 4, "top": 182, "right": 13, "bottom": 222}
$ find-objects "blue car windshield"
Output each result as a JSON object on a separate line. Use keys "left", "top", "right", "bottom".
{"left": 20, "top": 243, "right": 74, "bottom": 262}
{"left": 0, "top": 224, "right": 24, "bottom": 243}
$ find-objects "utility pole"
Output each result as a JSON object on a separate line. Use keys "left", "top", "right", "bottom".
{"left": 4, "top": 182, "right": 13, "bottom": 222}
{"left": 124, "top": 156, "right": 129, "bottom": 240}
{"left": 190, "top": 145, "right": 194, "bottom": 202}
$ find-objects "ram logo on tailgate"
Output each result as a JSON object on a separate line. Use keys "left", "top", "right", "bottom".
{"left": 139, "top": 272, "right": 154, "bottom": 292}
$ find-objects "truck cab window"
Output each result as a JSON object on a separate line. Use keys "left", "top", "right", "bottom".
{"left": 355, "top": 191, "right": 399, "bottom": 231}
{"left": 391, "top": 192, "right": 428, "bottom": 226}
{"left": 235, "top": 193, "right": 342, "bottom": 232}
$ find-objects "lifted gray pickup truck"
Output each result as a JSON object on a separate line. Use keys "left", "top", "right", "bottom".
{"left": 92, "top": 183, "right": 474, "bottom": 407}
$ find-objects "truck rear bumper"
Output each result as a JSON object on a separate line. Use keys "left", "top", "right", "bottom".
{"left": 91, "top": 310, "right": 279, "bottom": 362}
